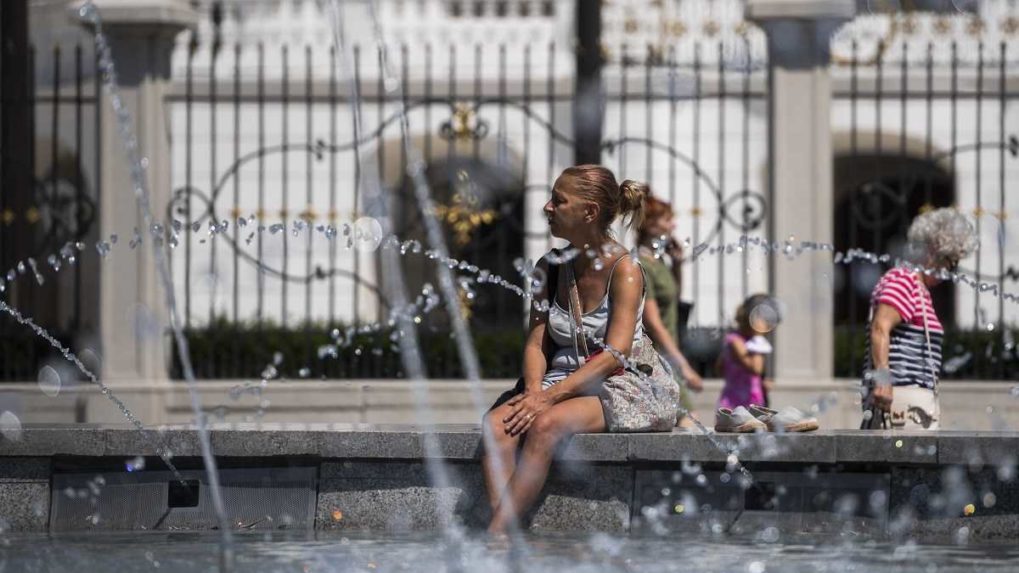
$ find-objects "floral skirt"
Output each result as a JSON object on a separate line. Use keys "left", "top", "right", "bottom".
{"left": 489, "top": 336, "right": 680, "bottom": 433}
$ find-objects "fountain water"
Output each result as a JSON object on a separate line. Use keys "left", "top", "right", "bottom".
{"left": 78, "top": 2, "right": 235, "bottom": 569}
{"left": 1, "top": 6, "right": 1017, "bottom": 569}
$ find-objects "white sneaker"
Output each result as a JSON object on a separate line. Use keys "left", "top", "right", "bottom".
{"left": 714, "top": 406, "right": 767, "bottom": 433}
{"left": 749, "top": 405, "right": 819, "bottom": 433}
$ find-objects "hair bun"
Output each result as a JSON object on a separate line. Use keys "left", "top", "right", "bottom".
{"left": 619, "top": 180, "right": 648, "bottom": 212}
{"left": 618, "top": 179, "right": 648, "bottom": 230}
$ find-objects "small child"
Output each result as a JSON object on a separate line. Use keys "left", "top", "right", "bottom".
{"left": 716, "top": 294, "right": 778, "bottom": 417}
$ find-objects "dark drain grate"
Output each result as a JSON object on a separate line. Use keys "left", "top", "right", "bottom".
{"left": 50, "top": 467, "right": 317, "bottom": 532}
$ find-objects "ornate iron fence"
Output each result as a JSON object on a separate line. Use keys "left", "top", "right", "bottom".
{"left": 0, "top": 41, "right": 102, "bottom": 381}
{"left": 165, "top": 35, "right": 770, "bottom": 378}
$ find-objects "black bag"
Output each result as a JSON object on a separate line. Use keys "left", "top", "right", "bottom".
{"left": 859, "top": 387, "right": 890, "bottom": 430}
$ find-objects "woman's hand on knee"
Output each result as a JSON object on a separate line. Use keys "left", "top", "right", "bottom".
{"left": 504, "top": 392, "right": 554, "bottom": 437}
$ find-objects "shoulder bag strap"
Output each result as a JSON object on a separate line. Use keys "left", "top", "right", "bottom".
{"left": 914, "top": 273, "right": 938, "bottom": 395}
{"left": 564, "top": 261, "right": 590, "bottom": 361}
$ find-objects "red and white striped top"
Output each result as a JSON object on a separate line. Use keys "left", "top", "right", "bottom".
{"left": 870, "top": 267, "right": 943, "bottom": 333}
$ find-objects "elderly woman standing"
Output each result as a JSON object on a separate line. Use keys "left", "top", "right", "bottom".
{"left": 862, "top": 208, "right": 977, "bottom": 430}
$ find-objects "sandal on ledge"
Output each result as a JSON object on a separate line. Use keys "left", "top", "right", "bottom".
{"left": 749, "top": 405, "right": 819, "bottom": 433}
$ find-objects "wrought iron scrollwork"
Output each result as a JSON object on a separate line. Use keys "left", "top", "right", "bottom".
{"left": 170, "top": 99, "right": 769, "bottom": 290}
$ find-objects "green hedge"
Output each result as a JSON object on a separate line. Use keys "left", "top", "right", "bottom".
{"left": 170, "top": 319, "right": 1018, "bottom": 381}
{"left": 170, "top": 317, "right": 525, "bottom": 380}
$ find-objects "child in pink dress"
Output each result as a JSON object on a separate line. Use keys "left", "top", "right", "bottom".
{"left": 716, "top": 294, "right": 776, "bottom": 414}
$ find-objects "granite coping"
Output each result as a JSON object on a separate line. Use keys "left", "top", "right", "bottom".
{"left": 1, "top": 424, "right": 1017, "bottom": 466}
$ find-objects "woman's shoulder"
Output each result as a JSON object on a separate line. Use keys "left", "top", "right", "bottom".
{"left": 882, "top": 266, "right": 915, "bottom": 281}
{"left": 606, "top": 253, "right": 645, "bottom": 300}
{"left": 878, "top": 267, "right": 918, "bottom": 292}
{"left": 610, "top": 250, "right": 643, "bottom": 276}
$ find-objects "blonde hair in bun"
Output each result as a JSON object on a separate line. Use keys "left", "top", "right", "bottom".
{"left": 560, "top": 165, "right": 647, "bottom": 235}
{"left": 618, "top": 179, "right": 648, "bottom": 232}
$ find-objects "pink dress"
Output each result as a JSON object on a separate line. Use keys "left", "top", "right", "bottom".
{"left": 717, "top": 332, "right": 766, "bottom": 410}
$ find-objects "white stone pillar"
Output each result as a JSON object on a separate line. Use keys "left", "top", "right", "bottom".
{"left": 70, "top": 1, "right": 196, "bottom": 406}
{"left": 747, "top": 0, "right": 854, "bottom": 382}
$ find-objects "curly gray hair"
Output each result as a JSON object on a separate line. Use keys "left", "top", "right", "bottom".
{"left": 906, "top": 207, "right": 978, "bottom": 263}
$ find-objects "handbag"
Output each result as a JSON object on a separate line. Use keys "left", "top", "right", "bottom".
{"left": 563, "top": 255, "right": 679, "bottom": 432}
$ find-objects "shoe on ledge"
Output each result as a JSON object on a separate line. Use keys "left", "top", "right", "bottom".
{"left": 714, "top": 406, "right": 767, "bottom": 433}
{"left": 749, "top": 405, "right": 819, "bottom": 433}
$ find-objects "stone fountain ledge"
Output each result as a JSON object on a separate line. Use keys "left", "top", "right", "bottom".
{"left": 1, "top": 424, "right": 1018, "bottom": 465}
{"left": 2, "top": 425, "right": 1018, "bottom": 539}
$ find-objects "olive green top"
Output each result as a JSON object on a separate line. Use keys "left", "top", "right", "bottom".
{"left": 639, "top": 249, "right": 679, "bottom": 343}
{"left": 638, "top": 247, "right": 693, "bottom": 415}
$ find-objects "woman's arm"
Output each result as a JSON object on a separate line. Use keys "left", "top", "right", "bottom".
{"left": 521, "top": 258, "right": 553, "bottom": 394}
{"left": 869, "top": 303, "right": 902, "bottom": 411}
{"left": 642, "top": 298, "right": 703, "bottom": 391}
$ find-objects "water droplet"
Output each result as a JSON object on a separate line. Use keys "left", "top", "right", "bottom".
{"left": 38, "top": 365, "right": 62, "bottom": 397}
{"left": 529, "top": 267, "right": 547, "bottom": 295}
{"left": 353, "top": 217, "right": 383, "bottom": 252}
{"left": 269, "top": 223, "right": 285, "bottom": 235}
{"left": 748, "top": 299, "right": 781, "bottom": 334}
{"left": 125, "top": 456, "right": 145, "bottom": 472}
{"left": 129, "top": 228, "right": 142, "bottom": 249}
{"left": 0, "top": 411, "right": 22, "bottom": 442}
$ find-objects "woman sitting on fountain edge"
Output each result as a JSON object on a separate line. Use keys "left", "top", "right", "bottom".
{"left": 482, "top": 165, "right": 681, "bottom": 534}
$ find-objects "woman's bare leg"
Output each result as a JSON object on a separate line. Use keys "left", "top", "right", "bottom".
{"left": 481, "top": 403, "right": 522, "bottom": 511}
{"left": 488, "top": 397, "right": 606, "bottom": 534}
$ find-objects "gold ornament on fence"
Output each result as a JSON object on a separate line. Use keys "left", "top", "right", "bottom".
{"left": 439, "top": 103, "right": 489, "bottom": 141}
{"left": 433, "top": 170, "right": 498, "bottom": 247}
{"left": 458, "top": 288, "right": 474, "bottom": 320}
{"left": 1002, "top": 16, "right": 1019, "bottom": 36}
